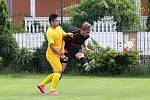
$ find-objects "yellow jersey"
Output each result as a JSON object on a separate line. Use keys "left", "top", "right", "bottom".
{"left": 46, "top": 26, "right": 66, "bottom": 56}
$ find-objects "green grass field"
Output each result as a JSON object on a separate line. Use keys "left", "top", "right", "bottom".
{"left": 0, "top": 74, "right": 150, "bottom": 100}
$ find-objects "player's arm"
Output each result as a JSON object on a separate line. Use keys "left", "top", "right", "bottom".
{"left": 50, "top": 43, "right": 61, "bottom": 56}
{"left": 83, "top": 41, "right": 93, "bottom": 53}
{"left": 83, "top": 41, "right": 88, "bottom": 49}
{"left": 64, "top": 33, "right": 73, "bottom": 38}
{"left": 60, "top": 40, "right": 65, "bottom": 55}
{"left": 60, "top": 27, "right": 73, "bottom": 38}
{"left": 64, "top": 28, "right": 80, "bottom": 38}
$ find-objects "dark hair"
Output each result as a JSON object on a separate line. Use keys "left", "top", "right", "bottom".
{"left": 49, "top": 14, "right": 58, "bottom": 24}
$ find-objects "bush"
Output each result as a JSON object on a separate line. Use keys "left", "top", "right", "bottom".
{"left": 30, "top": 43, "right": 140, "bottom": 75}
{"left": 70, "top": 0, "right": 139, "bottom": 31}
{"left": 60, "top": 23, "right": 76, "bottom": 32}
{"left": 11, "top": 23, "right": 25, "bottom": 33}
{"left": 146, "top": 0, "right": 150, "bottom": 31}
{"left": 0, "top": 0, "right": 19, "bottom": 69}
{"left": 13, "top": 48, "right": 34, "bottom": 72}
{"left": 66, "top": 45, "right": 139, "bottom": 75}
{"left": 126, "top": 63, "right": 150, "bottom": 76}
{"left": 32, "top": 47, "right": 51, "bottom": 73}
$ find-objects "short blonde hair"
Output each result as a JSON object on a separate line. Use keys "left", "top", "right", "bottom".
{"left": 82, "top": 22, "right": 91, "bottom": 31}
{"left": 131, "top": 38, "right": 135, "bottom": 42}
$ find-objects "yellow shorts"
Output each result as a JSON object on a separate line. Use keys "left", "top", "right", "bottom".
{"left": 46, "top": 54, "right": 62, "bottom": 72}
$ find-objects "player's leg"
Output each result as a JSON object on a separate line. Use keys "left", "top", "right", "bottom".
{"left": 75, "top": 52, "right": 92, "bottom": 71}
{"left": 62, "top": 63, "right": 67, "bottom": 72}
{"left": 37, "top": 55, "right": 62, "bottom": 94}
{"left": 48, "top": 56, "right": 62, "bottom": 95}
{"left": 39, "top": 57, "right": 55, "bottom": 85}
{"left": 37, "top": 72, "right": 54, "bottom": 93}
{"left": 58, "top": 62, "right": 67, "bottom": 81}
{"left": 59, "top": 50, "right": 69, "bottom": 80}
{"left": 37, "top": 55, "right": 57, "bottom": 94}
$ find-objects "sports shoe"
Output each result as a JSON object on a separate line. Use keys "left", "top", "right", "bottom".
{"left": 84, "top": 63, "right": 91, "bottom": 71}
{"left": 48, "top": 90, "right": 60, "bottom": 95}
{"left": 37, "top": 84, "right": 45, "bottom": 93}
{"left": 84, "top": 59, "right": 95, "bottom": 71}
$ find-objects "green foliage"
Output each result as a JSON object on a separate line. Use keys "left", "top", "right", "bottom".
{"left": 13, "top": 48, "right": 33, "bottom": 72}
{"left": 0, "top": 34, "right": 18, "bottom": 62}
{"left": 146, "top": 0, "right": 150, "bottom": 31}
{"left": 127, "top": 63, "right": 150, "bottom": 76}
{"left": 68, "top": 45, "right": 139, "bottom": 75}
{"left": 0, "top": 0, "right": 18, "bottom": 65}
{"left": 70, "top": 0, "right": 139, "bottom": 31}
{"left": 11, "top": 23, "right": 25, "bottom": 33}
{"left": 27, "top": 40, "right": 139, "bottom": 75}
{"left": 0, "top": 1, "right": 33, "bottom": 72}
{"left": 0, "top": 0, "right": 10, "bottom": 31}
{"left": 60, "top": 23, "right": 76, "bottom": 32}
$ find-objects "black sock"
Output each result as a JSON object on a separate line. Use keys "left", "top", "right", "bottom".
{"left": 59, "top": 73, "right": 63, "bottom": 81}
{"left": 79, "top": 57, "right": 88, "bottom": 66}
{"left": 86, "top": 57, "right": 90, "bottom": 63}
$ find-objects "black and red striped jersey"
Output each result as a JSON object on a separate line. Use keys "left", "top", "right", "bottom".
{"left": 64, "top": 29, "right": 89, "bottom": 50}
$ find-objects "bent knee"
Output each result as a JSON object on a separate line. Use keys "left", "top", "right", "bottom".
{"left": 75, "top": 52, "right": 84, "bottom": 59}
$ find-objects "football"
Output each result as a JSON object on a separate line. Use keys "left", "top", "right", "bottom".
{"left": 123, "top": 41, "right": 135, "bottom": 52}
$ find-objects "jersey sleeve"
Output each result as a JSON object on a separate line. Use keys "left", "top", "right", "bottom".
{"left": 60, "top": 26, "right": 66, "bottom": 36}
{"left": 46, "top": 29, "right": 55, "bottom": 45}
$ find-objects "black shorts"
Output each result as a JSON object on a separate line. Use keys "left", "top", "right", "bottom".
{"left": 61, "top": 46, "right": 83, "bottom": 63}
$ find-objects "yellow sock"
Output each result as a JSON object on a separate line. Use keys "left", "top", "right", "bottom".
{"left": 50, "top": 73, "right": 61, "bottom": 91}
{"left": 41, "top": 73, "right": 54, "bottom": 86}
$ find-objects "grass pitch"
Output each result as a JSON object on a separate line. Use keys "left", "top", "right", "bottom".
{"left": 0, "top": 74, "right": 150, "bottom": 100}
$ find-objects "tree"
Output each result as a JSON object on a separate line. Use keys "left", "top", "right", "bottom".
{"left": 147, "top": 0, "right": 150, "bottom": 31}
{"left": 0, "top": 0, "right": 18, "bottom": 65}
{"left": 70, "top": 0, "right": 139, "bottom": 31}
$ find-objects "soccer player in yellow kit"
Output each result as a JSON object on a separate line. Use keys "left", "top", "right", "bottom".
{"left": 37, "top": 14, "right": 72, "bottom": 95}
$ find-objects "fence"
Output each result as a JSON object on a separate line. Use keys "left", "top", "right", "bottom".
{"left": 24, "top": 16, "right": 117, "bottom": 33}
{"left": 15, "top": 15, "right": 149, "bottom": 55}
{"left": 90, "top": 32, "right": 123, "bottom": 52}
{"left": 24, "top": 17, "right": 70, "bottom": 33}
{"left": 140, "top": 16, "right": 148, "bottom": 27}
{"left": 91, "top": 32, "right": 150, "bottom": 55}
{"left": 137, "top": 32, "right": 150, "bottom": 55}
{"left": 14, "top": 32, "right": 45, "bottom": 51}
{"left": 24, "top": 16, "right": 148, "bottom": 33}
{"left": 14, "top": 32, "right": 150, "bottom": 55}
